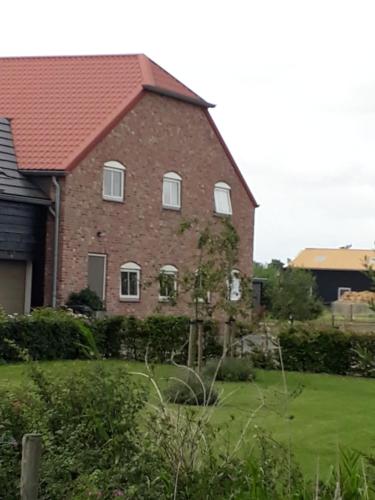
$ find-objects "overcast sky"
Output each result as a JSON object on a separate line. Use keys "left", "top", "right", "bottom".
{"left": 2, "top": 0, "right": 375, "bottom": 263}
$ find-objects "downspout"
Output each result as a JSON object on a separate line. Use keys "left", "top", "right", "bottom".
{"left": 51, "top": 176, "right": 61, "bottom": 308}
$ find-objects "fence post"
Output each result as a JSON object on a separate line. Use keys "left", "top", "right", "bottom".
{"left": 20, "top": 434, "right": 42, "bottom": 500}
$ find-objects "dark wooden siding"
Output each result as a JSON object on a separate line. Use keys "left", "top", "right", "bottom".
{"left": 0, "top": 199, "right": 46, "bottom": 307}
{"left": 0, "top": 200, "right": 45, "bottom": 260}
{"left": 312, "top": 269, "right": 372, "bottom": 304}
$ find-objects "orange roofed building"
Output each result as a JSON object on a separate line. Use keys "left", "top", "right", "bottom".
{"left": 290, "top": 248, "right": 375, "bottom": 304}
{"left": 0, "top": 54, "right": 257, "bottom": 315}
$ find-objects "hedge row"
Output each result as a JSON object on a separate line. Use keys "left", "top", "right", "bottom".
{"left": 0, "top": 309, "right": 222, "bottom": 363}
{"left": 279, "top": 323, "right": 375, "bottom": 376}
{"left": 0, "top": 309, "right": 91, "bottom": 362}
{"left": 93, "top": 315, "right": 222, "bottom": 363}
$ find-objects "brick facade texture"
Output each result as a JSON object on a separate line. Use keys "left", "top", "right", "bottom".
{"left": 45, "top": 93, "right": 255, "bottom": 317}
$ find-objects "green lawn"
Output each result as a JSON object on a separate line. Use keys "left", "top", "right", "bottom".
{"left": 1, "top": 360, "right": 375, "bottom": 478}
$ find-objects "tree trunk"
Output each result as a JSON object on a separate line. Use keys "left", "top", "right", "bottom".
{"left": 223, "top": 320, "right": 230, "bottom": 358}
{"left": 229, "top": 320, "right": 235, "bottom": 357}
{"left": 197, "top": 320, "right": 204, "bottom": 373}
{"left": 187, "top": 320, "right": 197, "bottom": 368}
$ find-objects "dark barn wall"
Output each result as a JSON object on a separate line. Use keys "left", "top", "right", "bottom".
{"left": 0, "top": 199, "right": 46, "bottom": 307}
{"left": 312, "top": 269, "right": 372, "bottom": 304}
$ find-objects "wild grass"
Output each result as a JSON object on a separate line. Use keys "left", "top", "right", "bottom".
{"left": 1, "top": 358, "right": 375, "bottom": 479}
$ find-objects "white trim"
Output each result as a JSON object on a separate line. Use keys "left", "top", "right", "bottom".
{"left": 120, "top": 262, "right": 141, "bottom": 300}
{"left": 88, "top": 253, "right": 107, "bottom": 301}
{"left": 164, "top": 171, "right": 182, "bottom": 181}
{"left": 215, "top": 181, "right": 231, "bottom": 190}
{"left": 161, "top": 264, "right": 178, "bottom": 273}
{"left": 104, "top": 160, "right": 126, "bottom": 170}
{"left": 102, "top": 161, "right": 125, "bottom": 202}
{"left": 120, "top": 261, "right": 141, "bottom": 271}
{"left": 24, "top": 261, "right": 33, "bottom": 313}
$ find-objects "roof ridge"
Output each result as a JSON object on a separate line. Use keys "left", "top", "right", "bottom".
{"left": 304, "top": 248, "right": 375, "bottom": 252}
{"left": 0, "top": 53, "right": 143, "bottom": 61}
{"left": 137, "top": 54, "right": 155, "bottom": 86}
{"left": 146, "top": 56, "right": 201, "bottom": 100}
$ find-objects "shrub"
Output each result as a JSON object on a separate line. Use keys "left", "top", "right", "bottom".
{"left": 279, "top": 323, "right": 375, "bottom": 376}
{"left": 66, "top": 287, "right": 103, "bottom": 312}
{"left": 163, "top": 369, "right": 218, "bottom": 406}
{"left": 203, "top": 357, "right": 255, "bottom": 382}
{"left": 250, "top": 346, "right": 279, "bottom": 370}
{"left": 92, "top": 315, "right": 125, "bottom": 358}
{"left": 0, "top": 308, "right": 96, "bottom": 362}
{"left": 0, "top": 364, "right": 153, "bottom": 499}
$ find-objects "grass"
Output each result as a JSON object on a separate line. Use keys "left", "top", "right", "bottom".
{"left": 1, "top": 359, "right": 375, "bottom": 478}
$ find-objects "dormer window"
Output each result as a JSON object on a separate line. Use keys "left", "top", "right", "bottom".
{"left": 103, "top": 161, "right": 125, "bottom": 202}
{"left": 163, "top": 172, "right": 181, "bottom": 209}
{"left": 214, "top": 182, "right": 232, "bottom": 215}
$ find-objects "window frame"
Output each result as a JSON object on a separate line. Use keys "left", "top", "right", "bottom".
{"left": 338, "top": 287, "right": 351, "bottom": 300}
{"left": 159, "top": 264, "right": 178, "bottom": 301}
{"left": 102, "top": 160, "right": 126, "bottom": 202}
{"left": 120, "top": 262, "right": 141, "bottom": 301}
{"left": 162, "top": 172, "right": 182, "bottom": 210}
{"left": 214, "top": 181, "right": 232, "bottom": 215}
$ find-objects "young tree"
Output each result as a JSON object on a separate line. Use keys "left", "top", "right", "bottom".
{"left": 176, "top": 217, "right": 253, "bottom": 370}
{"left": 267, "top": 267, "right": 323, "bottom": 321}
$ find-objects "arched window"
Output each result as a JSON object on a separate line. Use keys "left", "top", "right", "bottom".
{"left": 103, "top": 161, "right": 126, "bottom": 202}
{"left": 120, "top": 262, "right": 140, "bottom": 300}
{"left": 162, "top": 172, "right": 182, "bottom": 209}
{"left": 229, "top": 269, "right": 241, "bottom": 301}
{"left": 159, "top": 264, "right": 178, "bottom": 301}
{"left": 214, "top": 181, "right": 232, "bottom": 215}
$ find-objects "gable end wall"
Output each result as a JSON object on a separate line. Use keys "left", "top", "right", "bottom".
{"left": 51, "top": 93, "right": 255, "bottom": 316}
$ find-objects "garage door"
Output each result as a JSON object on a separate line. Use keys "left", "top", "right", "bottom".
{"left": 0, "top": 260, "right": 26, "bottom": 314}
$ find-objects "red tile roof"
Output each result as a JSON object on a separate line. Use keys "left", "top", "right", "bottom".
{"left": 0, "top": 54, "right": 211, "bottom": 171}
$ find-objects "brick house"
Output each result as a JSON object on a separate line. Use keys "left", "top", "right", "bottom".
{"left": 0, "top": 55, "right": 257, "bottom": 316}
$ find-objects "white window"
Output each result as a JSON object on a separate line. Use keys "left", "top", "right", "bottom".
{"left": 120, "top": 262, "right": 140, "bottom": 300}
{"left": 163, "top": 172, "right": 181, "bottom": 209}
{"left": 159, "top": 264, "right": 178, "bottom": 301}
{"left": 103, "top": 161, "right": 125, "bottom": 202}
{"left": 229, "top": 269, "right": 241, "bottom": 301}
{"left": 214, "top": 182, "right": 232, "bottom": 215}
{"left": 338, "top": 287, "right": 351, "bottom": 300}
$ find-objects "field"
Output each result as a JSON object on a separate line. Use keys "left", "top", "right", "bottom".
{"left": 1, "top": 360, "right": 375, "bottom": 478}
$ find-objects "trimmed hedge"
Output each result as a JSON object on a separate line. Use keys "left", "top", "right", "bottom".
{"left": 0, "top": 309, "right": 92, "bottom": 362}
{"left": 93, "top": 315, "right": 222, "bottom": 363}
{"left": 0, "top": 309, "right": 222, "bottom": 364}
{"left": 279, "top": 323, "right": 375, "bottom": 376}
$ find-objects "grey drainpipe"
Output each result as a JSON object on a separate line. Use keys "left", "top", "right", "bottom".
{"left": 51, "top": 176, "right": 61, "bottom": 308}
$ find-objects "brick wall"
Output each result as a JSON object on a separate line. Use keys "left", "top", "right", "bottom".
{"left": 51, "top": 92, "right": 255, "bottom": 316}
